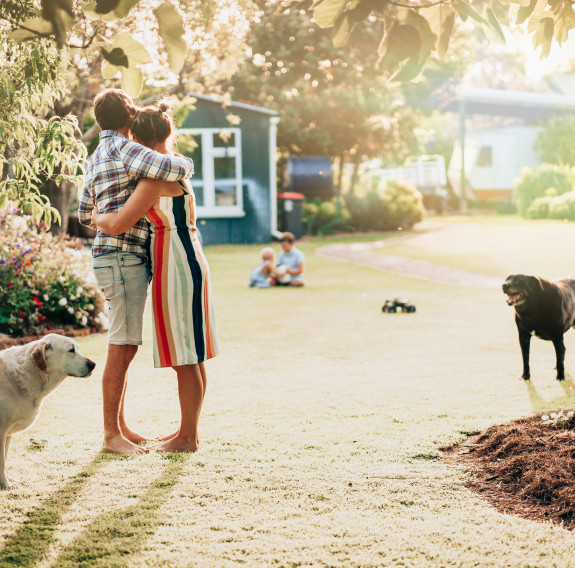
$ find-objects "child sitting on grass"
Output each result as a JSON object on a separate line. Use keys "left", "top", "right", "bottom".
{"left": 270, "top": 232, "right": 305, "bottom": 287}
{"left": 248, "top": 247, "right": 276, "bottom": 288}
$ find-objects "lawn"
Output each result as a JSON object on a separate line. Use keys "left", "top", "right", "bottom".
{"left": 2, "top": 217, "right": 575, "bottom": 567}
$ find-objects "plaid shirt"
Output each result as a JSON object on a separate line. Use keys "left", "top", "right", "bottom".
{"left": 78, "top": 130, "right": 194, "bottom": 257}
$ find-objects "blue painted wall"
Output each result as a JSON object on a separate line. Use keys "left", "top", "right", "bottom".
{"left": 179, "top": 99, "right": 276, "bottom": 245}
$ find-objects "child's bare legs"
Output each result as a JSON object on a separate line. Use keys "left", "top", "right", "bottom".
{"left": 153, "top": 363, "right": 205, "bottom": 452}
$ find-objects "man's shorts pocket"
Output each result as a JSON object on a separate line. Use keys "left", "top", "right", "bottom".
{"left": 93, "top": 266, "right": 116, "bottom": 301}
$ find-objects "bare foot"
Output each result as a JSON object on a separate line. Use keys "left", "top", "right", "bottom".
{"left": 102, "top": 434, "right": 149, "bottom": 454}
{"left": 150, "top": 437, "right": 198, "bottom": 453}
{"left": 121, "top": 427, "right": 155, "bottom": 444}
{"left": 157, "top": 431, "right": 200, "bottom": 447}
{"left": 157, "top": 429, "right": 179, "bottom": 442}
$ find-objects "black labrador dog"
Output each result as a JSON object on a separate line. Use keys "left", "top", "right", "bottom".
{"left": 502, "top": 274, "right": 575, "bottom": 381}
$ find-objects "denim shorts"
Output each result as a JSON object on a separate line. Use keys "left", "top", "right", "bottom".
{"left": 93, "top": 252, "right": 150, "bottom": 345}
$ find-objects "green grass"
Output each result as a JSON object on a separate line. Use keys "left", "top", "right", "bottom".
{"left": 2, "top": 215, "right": 575, "bottom": 566}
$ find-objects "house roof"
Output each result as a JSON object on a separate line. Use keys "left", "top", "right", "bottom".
{"left": 189, "top": 92, "right": 279, "bottom": 117}
{"left": 441, "top": 87, "right": 575, "bottom": 119}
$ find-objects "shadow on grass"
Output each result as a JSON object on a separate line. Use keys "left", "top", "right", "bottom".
{"left": 51, "top": 452, "right": 189, "bottom": 568}
{"left": 0, "top": 453, "right": 111, "bottom": 567}
{"left": 525, "top": 377, "right": 575, "bottom": 413}
{"left": 0, "top": 452, "right": 189, "bottom": 568}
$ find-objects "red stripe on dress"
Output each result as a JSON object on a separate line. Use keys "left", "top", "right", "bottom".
{"left": 147, "top": 204, "right": 172, "bottom": 367}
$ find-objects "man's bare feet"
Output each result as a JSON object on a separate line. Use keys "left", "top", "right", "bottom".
{"left": 102, "top": 434, "right": 149, "bottom": 454}
{"left": 150, "top": 436, "right": 198, "bottom": 453}
{"left": 121, "top": 427, "right": 155, "bottom": 444}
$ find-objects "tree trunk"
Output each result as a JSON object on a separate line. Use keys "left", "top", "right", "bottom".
{"left": 336, "top": 152, "right": 345, "bottom": 195}
{"left": 45, "top": 178, "right": 76, "bottom": 235}
{"left": 349, "top": 157, "right": 361, "bottom": 198}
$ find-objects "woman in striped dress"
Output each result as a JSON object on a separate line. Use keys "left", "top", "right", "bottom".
{"left": 92, "top": 100, "right": 218, "bottom": 452}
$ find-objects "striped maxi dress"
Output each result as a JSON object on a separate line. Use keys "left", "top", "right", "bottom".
{"left": 146, "top": 182, "right": 219, "bottom": 368}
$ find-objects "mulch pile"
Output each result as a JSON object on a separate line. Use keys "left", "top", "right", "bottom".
{"left": 445, "top": 414, "right": 575, "bottom": 530}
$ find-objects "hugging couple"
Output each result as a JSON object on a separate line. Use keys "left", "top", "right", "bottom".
{"left": 78, "top": 89, "right": 219, "bottom": 454}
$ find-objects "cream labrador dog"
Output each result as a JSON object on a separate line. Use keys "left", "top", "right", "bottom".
{"left": 0, "top": 333, "right": 95, "bottom": 489}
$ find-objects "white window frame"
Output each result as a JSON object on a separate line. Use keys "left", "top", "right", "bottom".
{"left": 177, "top": 127, "right": 244, "bottom": 218}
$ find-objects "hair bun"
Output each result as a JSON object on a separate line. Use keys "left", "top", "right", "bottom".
{"left": 158, "top": 101, "right": 171, "bottom": 113}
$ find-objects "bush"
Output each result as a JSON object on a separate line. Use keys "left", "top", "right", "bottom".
{"left": 514, "top": 164, "right": 574, "bottom": 216}
{"left": 548, "top": 191, "right": 575, "bottom": 221}
{"left": 535, "top": 114, "right": 575, "bottom": 167}
{"left": 302, "top": 197, "right": 351, "bottom": 235}
{"left": 347, "top": 176, "right": 423, "bottom": 231}
{"left": 0, "top": 208, "right": 107, "bottom": 337}
{"left": 525, "top": 196, "right": 554, "bottom": 219}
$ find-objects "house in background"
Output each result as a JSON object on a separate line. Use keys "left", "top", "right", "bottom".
{"left": 177, "top": 93, "right": 280, "bottom": 245}
{"left": 443, "top": 87, "right": 575, "bottom": 208}
{"left": 448, "top": 125, "right": 539, "bottom": 201}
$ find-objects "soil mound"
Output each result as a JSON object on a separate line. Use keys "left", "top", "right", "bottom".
{"left": 446, "top": 414, "right": 575, "bottom": 529}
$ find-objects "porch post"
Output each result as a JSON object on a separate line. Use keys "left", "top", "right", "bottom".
{"left": 269, "top": 116, "right": 281, "bottom": 237}
{"left": 459, "top": 98, "right": 467, "bottom": 214}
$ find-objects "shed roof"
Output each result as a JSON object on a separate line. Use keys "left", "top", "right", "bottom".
{"left": 189, "top": 92, "right": 279, "bottom": 117}
{"left": 441, "top": 87, "right": 575, "bottom": 119}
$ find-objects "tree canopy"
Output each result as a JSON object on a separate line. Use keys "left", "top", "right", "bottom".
{"left": 229, "top": 1, "right": 426, "bottom": 168}
{"left": 285, "top": 0, "right": 575, "bottom": 83}
{"left": 1, "top": 0, "right": 254, "bottom": 228}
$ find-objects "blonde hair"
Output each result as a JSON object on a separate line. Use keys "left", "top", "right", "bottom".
{"left": 260, "top": 247, "right": 275, "bottom": 261}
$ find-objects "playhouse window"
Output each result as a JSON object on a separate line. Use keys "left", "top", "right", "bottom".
{"left": 176, "top": 128, "right": 244, "bottom": 218}
{"left": 476, "top": 146, "right": 492, "bottom": 167}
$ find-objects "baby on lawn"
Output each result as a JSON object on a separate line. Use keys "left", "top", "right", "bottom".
{"left": 248, "top": 232, "right": 305, "bottom": 288}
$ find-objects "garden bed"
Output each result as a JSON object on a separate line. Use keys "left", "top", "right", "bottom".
{"left": 0, "top": 326, "right": 102, "bottom": 350}
{"left": 445, "top": 414, "right": 575, "bottom": 530}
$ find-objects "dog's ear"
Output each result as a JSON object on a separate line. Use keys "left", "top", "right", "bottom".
{"left": 535, "top": 277, "right": 550, "bottom": 293}
{"left": 31, "top": 341, "right": 50, "bottom": 372}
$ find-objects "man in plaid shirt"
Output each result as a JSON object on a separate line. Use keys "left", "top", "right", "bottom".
{"left": 79, "top": 89, "right": 194, "bottom": 454}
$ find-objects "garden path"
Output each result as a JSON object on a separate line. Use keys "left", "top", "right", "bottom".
{"left": 316, "top": 221, "right": 504, "bottom": 289}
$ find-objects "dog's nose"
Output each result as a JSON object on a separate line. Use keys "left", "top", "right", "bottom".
{"left": 87, "top": 360, "right": 96, "bottom": 371}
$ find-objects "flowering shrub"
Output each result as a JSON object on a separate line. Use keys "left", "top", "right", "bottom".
{"left": 0, "top": 208, "right": 106, "bottom": 337}
{"left": 347, "top": 177, "right": 423, "bottom": 231}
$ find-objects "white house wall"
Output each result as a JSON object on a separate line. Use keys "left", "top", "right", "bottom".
{"left": 448, "top": 126, "right": 540, "bottom": 200}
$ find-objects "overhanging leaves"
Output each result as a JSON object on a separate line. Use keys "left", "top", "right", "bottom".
{"left": 379, "top": 9, "right": 436, "bottom": 83}
{"left": 420, "top": 4, "right": 456, "bottom": 57}
{"left": 313, "top": 0, "right": 348, "bottom": 28}
{"left": 154, "top": 2, "right": 187, "bottom": 73}
{"left": 99, "top": 33, "right": 152, "bottom": 96}
{"left": 102, "top": 47, "right": 129, "bottom": 68}
{"left": 8, "top": 17, "right": 53, "bottom": 41}
{"left": 84, "top": 0, "right": 140, "bottom": 21}
{"left": 532, "top": 16, "right": 554, "bottom": 55}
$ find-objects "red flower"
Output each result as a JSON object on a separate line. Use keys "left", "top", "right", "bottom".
{"left": 32, "top": 296, "right": 42, "bottom": 307}
{"left": 7, "top": 282, "right": 12, "bottom": 288}
{"left": 46, "top": 325, "right": 51, "bottom": 330}
{"left": 38, "top": 315, "right": 45, "bottom": 322}
{"left": 18, "top": 312, "right": 25, "bottom": 318}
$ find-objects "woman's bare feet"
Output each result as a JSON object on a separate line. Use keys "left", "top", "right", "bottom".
{"left": 157, "top": 429, "right": 179, "bottom": 442}
{"left": 102, "top": 434, "right": 149, "bottom": 454}
{"left": 121, "top": 427, "right": 155, "bottom": 444}
{"left": 151, "top": 436, "right": 198, "bottom": 453}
